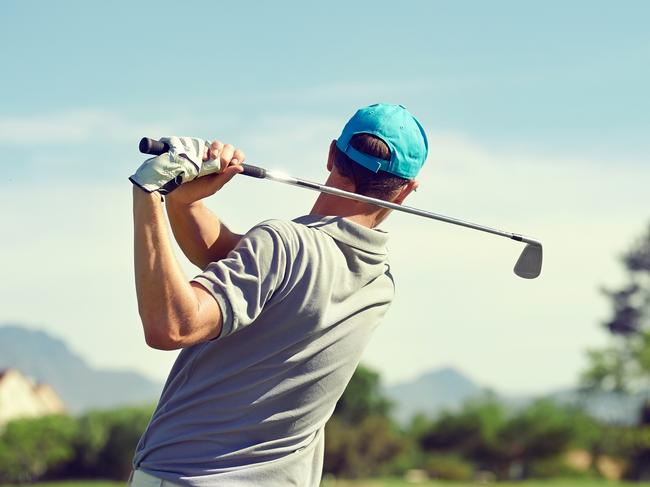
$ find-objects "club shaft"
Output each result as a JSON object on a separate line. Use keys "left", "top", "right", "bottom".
{"left": 262, "top": 170, "right": 526, "bottom": 242}
{"left": 138, "top": 137, "right": 539, "bottom": 246}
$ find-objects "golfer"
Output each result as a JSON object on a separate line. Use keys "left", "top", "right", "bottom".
{"left": 129, "top": 103, "right": 428, "bottom": 486}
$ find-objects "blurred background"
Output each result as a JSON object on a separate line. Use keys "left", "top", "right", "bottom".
{"left": 1, "top": 0, "right": 649, "bottom": 485}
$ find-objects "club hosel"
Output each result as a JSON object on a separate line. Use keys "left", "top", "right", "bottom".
{"left": 516, "top": 235, "right": 542, "bottom": 247}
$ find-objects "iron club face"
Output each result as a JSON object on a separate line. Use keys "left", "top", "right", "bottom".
{"left": 514, "top": 242, "right": 543, "bottom": 279}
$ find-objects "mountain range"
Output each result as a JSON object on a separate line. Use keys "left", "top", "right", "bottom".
{"left": 0, "top": 324, "right": 644, "bottom": 423}
{"left": 0, "top": 324, "right": 163, "bottom": 412}
{"left": 384, "top": 366, "right": 488, "bottom": 423}
{"left": 384, "top": 366, "right": 646, "bottom": 425}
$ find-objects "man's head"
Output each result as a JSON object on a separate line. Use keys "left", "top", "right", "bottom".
{"left": 328, "top": 102, "right": 427, "bottom": 200}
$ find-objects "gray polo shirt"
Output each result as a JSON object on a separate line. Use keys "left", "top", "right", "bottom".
{"left": 133, "top": 214, "right": 394, "bottom": 486}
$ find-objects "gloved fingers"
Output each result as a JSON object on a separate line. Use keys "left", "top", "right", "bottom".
{"left": 198, "top": 140, "right": 223, "bottom": 176}
{"left": 160, "top": 136, "right": 207, "bottom": 169}
{"left": 130, "top": 153, "right": 195, "bottom": 194}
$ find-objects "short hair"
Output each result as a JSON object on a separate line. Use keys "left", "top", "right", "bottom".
{"left": 333, "top": 133, "right": 410, "bottom": 199}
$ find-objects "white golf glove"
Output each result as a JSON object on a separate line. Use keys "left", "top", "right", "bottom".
{"left": 129, "top": 136, "right": 222, "bottom": 195}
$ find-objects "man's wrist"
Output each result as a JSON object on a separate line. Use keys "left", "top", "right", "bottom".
{"left": 165, "top": 192, "right": 204, "bottom": 210}
{"left": 133, "top": 185, "right": 164, "bottom": 204}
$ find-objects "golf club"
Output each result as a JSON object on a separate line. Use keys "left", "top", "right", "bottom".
{"left": 139, "top": 137, "right": 543, "bottom": 279}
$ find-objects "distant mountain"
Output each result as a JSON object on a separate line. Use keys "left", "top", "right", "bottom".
{"left": 0, "top": 324, "right": 163, "bottom": 412}
{"left": 385, "top": 366, "right": 488, "bottom": 423}
{"left": 549, "top": 388, "right": 646, "bottom": 425}
{"left": 385, "top": 366, "right": 646, "bottom": 425}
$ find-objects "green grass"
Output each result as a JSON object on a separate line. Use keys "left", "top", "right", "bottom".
{"left": 321, "top": 480, "right": 650, "bottom": 487}
{"left": 3, "top": 480, "right": 650, "bottom": 487}
{"left": 0, "top": 483, "right": 123, "bottom": 487}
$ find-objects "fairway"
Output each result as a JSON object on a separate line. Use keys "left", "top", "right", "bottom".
{"left": 321, "top": 480, "right": 650, "bottom": 487}
{"left": 0, "top": 483, "right": 124, "bottom": 487}
{"left": 4, "top": 480, "right": 650, "bottom": 487}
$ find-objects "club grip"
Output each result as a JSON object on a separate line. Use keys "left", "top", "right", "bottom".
{"left": 138, "top": 137, "right": 266, "bottom": 179}
{"left": 240, "top": 164, "right": 266, "bottom": 178}
{"left": 139, "top": 137, "right": 169, "bottom": 155}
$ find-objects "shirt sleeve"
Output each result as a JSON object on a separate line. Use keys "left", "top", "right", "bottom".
{"left": 191, "top": 223, "right": 288, "bottom": 339}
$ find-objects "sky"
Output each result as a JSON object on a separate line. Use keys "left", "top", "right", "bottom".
{"left": 1, "top": 0, "right": 649, "bottom": 395}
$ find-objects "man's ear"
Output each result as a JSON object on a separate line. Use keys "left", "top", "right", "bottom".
{"left": 392, "top": 179, "right": 419, "bottom": 205}
{"left": 327, "top": 140, "right": 337, "bottom": 172}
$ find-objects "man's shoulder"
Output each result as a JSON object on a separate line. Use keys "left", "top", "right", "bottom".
{"left": 240, "top": 218, "right": 309, "bottom": 257}
{"left": 255, "top": 218, "right": 299, "bottom": 233}
{"left": 249, "top": 216, "right": 318, "bottom": 243}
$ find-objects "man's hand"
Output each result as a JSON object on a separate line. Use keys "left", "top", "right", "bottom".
{"left": 130, "top": 137, "right": 244, "bottom": 196}
{"left": 166, "top": 140, "right": 246, "bottom": 206}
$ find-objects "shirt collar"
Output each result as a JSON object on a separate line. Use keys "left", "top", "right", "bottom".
{"left": 293, "top": 215, "right": 389, "bottom": 255}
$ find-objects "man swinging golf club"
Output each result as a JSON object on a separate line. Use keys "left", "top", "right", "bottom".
{"left": 129, "top": 103, "right": 428, "bottom": 486}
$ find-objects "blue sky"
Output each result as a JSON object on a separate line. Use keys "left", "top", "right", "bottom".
{"left": 1, "top": 1, "right": 649, "bottom": 393}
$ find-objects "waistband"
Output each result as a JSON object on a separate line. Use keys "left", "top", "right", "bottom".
{"left": 128, "top": 469, "right": 184, "bottom": 487}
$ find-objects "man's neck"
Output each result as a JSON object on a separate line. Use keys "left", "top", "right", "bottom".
{"left": 308, "top": 170, "right": 394, "bottom": 229}
{"left": 310, "top": 194, "right": 378, "bottom": 228}
{"left": 310, "top": 169, "right": 390, "bottom": 229}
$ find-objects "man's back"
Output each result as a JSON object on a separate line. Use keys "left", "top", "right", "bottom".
{"left": 133, "top": 215, "right": 394, "bottom": 486}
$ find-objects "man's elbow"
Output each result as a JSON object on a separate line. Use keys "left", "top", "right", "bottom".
{"left": 140, "top": 313, "right": 184, "bottom": 351}
{"left": 144, "top": 328, "right": 182, "bottom": 350}
{"left": 137, "top": 291, "right": 220, "bottom": 350}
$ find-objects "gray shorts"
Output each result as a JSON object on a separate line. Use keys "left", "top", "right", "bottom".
{"left": 128, "top": 470, "right": 183, "bottom": 487}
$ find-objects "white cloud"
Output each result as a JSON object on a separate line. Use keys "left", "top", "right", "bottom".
{"left": 0, "top": 110, "right": 174, "bottom": 145}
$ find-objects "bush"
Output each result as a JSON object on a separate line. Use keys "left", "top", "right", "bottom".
{"left": 418, "top": 396, "right": 506, "bottom": 461}
{"left": 613, "top": 426, "right": 650, "bottom": 480}
{"left": 324, "top": 415, "right": 407, "bottom": 478}
{"left": 66, "top": 405, "right": 155, "bottom": 480}
{"left": 0, "top": 414, "right": 78, "bottom": 483}
{"left": 528, "top": 456, "right": 592, "bottom": 479}
{"left": 416, "top": 398, "right": 602, "bottom": 480}
{"left": 424, "top": 453, "right": 473, "bottom": 481}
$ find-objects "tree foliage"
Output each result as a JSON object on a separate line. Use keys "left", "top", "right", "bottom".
{"left": 0, "top": 406, "right": 154, "bottom": 483}
{"left": 582, "top": 223, "right": 650, "bottom": 395}
{"left": 415, "top": 398, "right": 586, "bottom": 480}
{"left": 325, "top": 364, "right": 405, "bottom": 477}
{"left": 333, "top": 364, "right": 392, "bottom": 424}
{"left": 65, "top": 406, "right": 155, "bottom": 480}
{"left": 324, "top": 415, "right": 407, "bottom": 478}
{"left": 580, "top": 222, "right": 650, "bottom": 480}
{"left": 0, "top": 415, "right": 78, "bottom": 483}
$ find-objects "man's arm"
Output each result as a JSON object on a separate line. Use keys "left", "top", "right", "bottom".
{"left": 165, "top": 141, "right": 246, "bottom": 269}
{"left": 166, "top": 199, "right": 242, "bottom": 270}
{"left": 133, "top": 187, "right": 223, "bottom": 350}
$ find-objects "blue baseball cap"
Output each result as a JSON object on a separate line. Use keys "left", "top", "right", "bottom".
{"left": 336, "top": 103, "right": 428, "bottom": 179}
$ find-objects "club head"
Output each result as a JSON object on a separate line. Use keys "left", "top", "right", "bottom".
{"left": 514, "top": 243, "right": 543, "bottom": 279}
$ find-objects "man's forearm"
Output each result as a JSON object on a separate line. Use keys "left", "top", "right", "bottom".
{"left": 133, "top": 188, "right": 218, "bottom": 349}
{"left": 166, "top": 198, "right": 242, "bottom": 269}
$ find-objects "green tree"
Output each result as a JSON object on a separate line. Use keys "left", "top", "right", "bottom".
{"left": 333, "top": 364, "right": 392, "bottom": 424}
{"left": 582, "top": 223, "right": 650, "bottom": 395}
{"left": 418, "top": 396, "right": 506, "bottom": 465}
{"left": 324, "top": 364, "right": 407, "bottom": 477}
{"left": 496, "top": 400, "right": 578, "bottom": 479}
{"left": 62, "top": 405, "right": 154, "bottom": 480}
{"left": 87, "top": 406, "right": 154, "bottom": 480}
{"left": 0, "top": 415, "right": 78, "bottom": 483}
{"left": 581, "top": 223, "right": 650, "bottom": 480}
{"left": 417, "top": 398, "right": 586, "bottom": 480}
{"left": 324, "top": 415, "right": 407, "bottom": 478}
